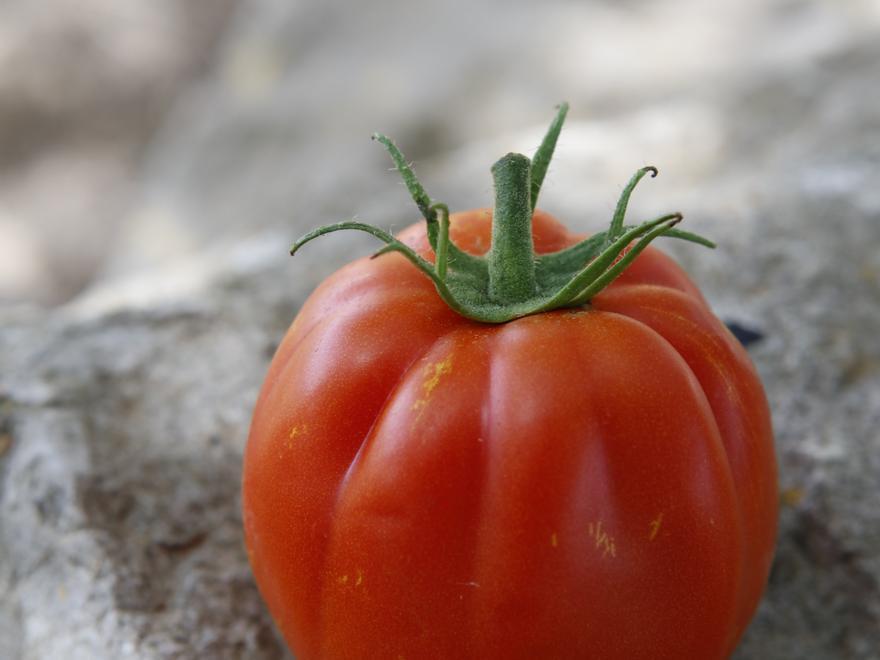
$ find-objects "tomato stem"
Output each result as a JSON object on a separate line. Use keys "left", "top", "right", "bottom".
{"left": 290, "top": 104, "right": 716, "bottom": 324}
{"left": 489, "top": 153, "right": 536, "bottom": 302}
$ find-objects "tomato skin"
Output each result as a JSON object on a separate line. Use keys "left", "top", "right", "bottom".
{"left": 243, "top": 209, "right": 777, "bottom": 659}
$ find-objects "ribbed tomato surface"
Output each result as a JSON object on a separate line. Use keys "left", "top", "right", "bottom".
{"left": 243, "top": 209, "right": 777, "bottom": 659}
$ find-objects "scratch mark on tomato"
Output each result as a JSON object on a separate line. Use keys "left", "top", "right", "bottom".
{"left": 649, "top": 512, "right": 664, "bottom": 541}
{"left": 289, "top": 424, "right": 307, "bottom": 439}
{"left": 588, "top": 520, "right": 617, "bottom": 559}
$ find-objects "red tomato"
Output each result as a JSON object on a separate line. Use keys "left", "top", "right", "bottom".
{"left": 242, "top": 208, "right": 777, "bottom": 659}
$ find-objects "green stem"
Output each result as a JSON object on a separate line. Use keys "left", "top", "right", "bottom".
{"left": 290, "top": 104, "right": 716, "bottom": 325}
{"left": 608, "top": 166, "right": 658, "bottom": 241}
{"left": 489, "top": 153, "right": 536, "bottom": 302}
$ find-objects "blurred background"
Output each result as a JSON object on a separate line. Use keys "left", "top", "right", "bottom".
{"left": 2, "top": 1, "right": 880, "bottom": 658}
{"left": 2, "top": 0, "right": 878, "bottom": 307}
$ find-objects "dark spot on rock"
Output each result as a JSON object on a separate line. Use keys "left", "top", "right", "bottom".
{"left": 0, "top": 413, "right": 13, "bottom": 457}
{"left": 839, "top": 356, "right": 879, "bottom": 387}
{"left": 792, "top": 509, "right": 857, "bottom": 569}
{"left": 35, "top": 486, "right": 65, "bottom": 523}
{"left": 157, "top": 531, "right": 208, "bottom": 555}
{"left": 79, "top": 480, "right": 136, "bottom": 526}
{"left": 0, "top": 432, "right": 11, "bottom": 457}
{"left": 724, "top": 320, "right": 765, "bottom": 347}
{"left": 114, "top": 570, "right": 168, "bottom": 613}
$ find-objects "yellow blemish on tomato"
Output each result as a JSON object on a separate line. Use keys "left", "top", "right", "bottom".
{"left": 355, "top": 569, "right": 364, "bottom": 587}
{"left": 550, "top": 532, "right": 559, "bottom": 548}
{"left": 649, "top": 513, "right": 664, "bottom": 541}
{"left": 285, "top": 423, "right": 309, "bottom": 450}
{"left": 411, "top": 355, "right": 453, "bottom": 418}
{"left": 588, "top": 520, "right": 617, "bottom": 559}
{"left": 337, "top": 574, "right": 348, "bottom": 585}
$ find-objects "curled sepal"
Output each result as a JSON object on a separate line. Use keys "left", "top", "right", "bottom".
{"left": 537, "top": 223, "right": 715, "bottom": 286}
{"left": 534, "top": 214, "right": 682, "bottom": 311}
{"left": 568, "top": 216, "right": 683, "bottom": 305}
{"left": 371, "top": 134, "right": 486, "bottom": 279}
{"left": 291, "top": 220, "right": 479, "bottom": 320}
{"left": 538, "top": 162, "right": 715, "bottom": 282}
{"left": 540, "top": 165, "right": 662, "bottom": 276}
{"left": 608, "top": 166, "right": 658, "bottom": 242}
{"left": 662, "top": 227, "right": 716, "bottom": 249}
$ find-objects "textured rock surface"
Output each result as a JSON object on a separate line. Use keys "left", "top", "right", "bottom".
{"left": 0, "top": 250, "right": 295, "bottom": 659}
{"left": 2, "top": 0, "right": 880, "bottom": 658}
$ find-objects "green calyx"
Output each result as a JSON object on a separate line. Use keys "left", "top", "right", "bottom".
{"left": 291, "top": 103, "right": 715, "bottom": 324}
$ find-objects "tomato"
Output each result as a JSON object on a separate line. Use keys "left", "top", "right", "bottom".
{"left": 242, "top": 105, "right": 777, "bottom": 659}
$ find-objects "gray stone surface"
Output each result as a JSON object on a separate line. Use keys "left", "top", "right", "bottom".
{"left": 2, "top": 0, "right": 880, "bottom": 658}
{"left": 0, "top": 247, "right": 295, "bottom": 659}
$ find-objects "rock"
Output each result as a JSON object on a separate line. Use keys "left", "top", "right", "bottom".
{"left": 0, "top": 241, "right": 297, "bottom": 659}
{"left": 2, "top": 0, "right": 880, "bottom": 658}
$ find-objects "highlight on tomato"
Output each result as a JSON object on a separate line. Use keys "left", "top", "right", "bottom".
{"left": 242, "top": 103, "right": 778, "bottom": 660}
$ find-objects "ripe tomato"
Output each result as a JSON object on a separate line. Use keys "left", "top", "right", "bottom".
{"left": 242, "top": 208, "right": 776, "bottom": 658}
{"left": 243, "top": 105, "right": 777, "bottom": 659}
